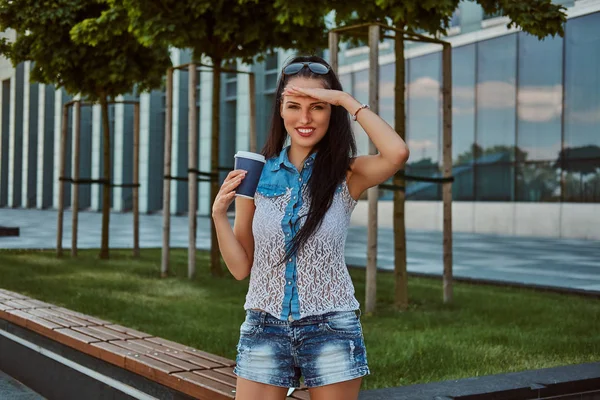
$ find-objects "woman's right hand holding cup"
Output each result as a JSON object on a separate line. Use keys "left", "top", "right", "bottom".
{"left": 212, "top": 169, "right": 247, "bottom": 218}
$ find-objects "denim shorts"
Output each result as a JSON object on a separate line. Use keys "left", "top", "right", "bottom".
{"left": 233, "top": 309, "right": 370, "bottom": 388}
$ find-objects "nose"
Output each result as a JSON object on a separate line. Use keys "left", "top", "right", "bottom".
{"left": 299, "top": 108, "right": 312, "bottom": 125}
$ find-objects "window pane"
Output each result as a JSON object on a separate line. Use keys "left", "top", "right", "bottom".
{"left": 226, "top": 81, "right": 237, "bottom": 97}
{"left": 407, "top": 52, "right": 441, "bottom": 164}
{"left": 452, "top": 163, "right": 474, "bottom": 200}
{"left": 452, "top": 44, "right": 476, "bottom": 165}
{"left": 564, "top": 13, "right": 600, "bottom": 159}
{"left": 475, "top": 163, "right": 515, "bottom": 201}
{"left": 265, "top": 73, "right": 278, "bottom": 90}
{"left": 405, "top": 165, "right": 441, "bottom": 200}
{"left": 476, "top": 34, "right": 517, "bottom": 160}
{"left": 564, "top": 159, "right": 600, "bottom": 202}
{"left": 516, "top": 161, "right": 561, "bottom": 202}
{"left": 352, "top": 69, "right": 369, "bottom": 155}
{"left": 265, "top": 53, "right": 278, "bottom": 71}
{"left": 517, "top": 32, "right": 563, "bottom": 162}
{"left": 379, "top": 63, "right": 395, "bottom": 126}
{"left": 339, "top": 73, "right": 351, "bottom": 93}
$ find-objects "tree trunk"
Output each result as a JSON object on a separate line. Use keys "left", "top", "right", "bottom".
{"left": 133, "top": 102, "right": 140, "bottom": 258}
{"left": 161, "top": 68, "right": 174, "bottom": 277}
{"left": 442, "top": 44, "right": 453, "bottom": 303}
{"left": 56, "top": 103, "right": 68, "bottom": 258}
{"left": 188, "top": 63, "right": 199, "bottom": 279}
{"left": 365, "top": 25, "right": 380, "bottom": 314}
{"left": 394, "top": 28, "right": 409, "bottom": 311}
{"left": 99, "top": 95, "right": 111, "bottom": 259}
{"left": 72, "top": 100, "right": 81, "bottom": 257}
{"left": 210, "top": 58, "right": 223, "bottom": 277}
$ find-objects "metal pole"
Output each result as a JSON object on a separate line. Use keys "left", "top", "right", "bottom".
{"left": 188, "top": 63, "right": 198, "bottom": 279}
{"left": 442, "top": 43, "right": 453, "bottom": 304}
{"left": 366, "top": 24, "right": 380, "bottom": 314}
{"left": 248, "top": 73, "right": 257, "bottom": 153}
{"left": 161, "top": 68, "right": 174, "bottom": 277}
{"left": 71, "top": 101, "right": 81, "bottom": 257}
{"left": 328, "top": 31, "right": 339, "bottom": 74}
{"left": 56, "top": 104, "right": 69, "bottom": 257}
{"left": 133, "top": 103, "right": 140, "bottom": 257}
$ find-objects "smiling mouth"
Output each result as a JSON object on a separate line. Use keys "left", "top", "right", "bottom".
{"left": 296, "top": 128, "right": 315, "bottom": 137}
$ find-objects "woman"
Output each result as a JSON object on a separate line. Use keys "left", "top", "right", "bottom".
{"left": 212, "top": 55, "right": 409, "bottom": 400}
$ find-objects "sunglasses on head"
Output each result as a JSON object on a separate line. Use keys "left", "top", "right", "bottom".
{"left": 282, "top": 62, "right": 331, "bottom": 76}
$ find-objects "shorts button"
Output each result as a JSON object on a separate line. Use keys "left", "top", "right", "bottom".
{"left": 288, "top": 315, "right": 294, "bottom": 321}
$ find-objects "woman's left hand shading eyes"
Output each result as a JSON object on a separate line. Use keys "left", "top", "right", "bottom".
{"left": 283, "top": 86, "right": 347, "bottom": 106}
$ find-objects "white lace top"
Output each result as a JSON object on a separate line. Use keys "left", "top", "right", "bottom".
{"left": 243, "top": 147, "right": 361, "bottom": 320}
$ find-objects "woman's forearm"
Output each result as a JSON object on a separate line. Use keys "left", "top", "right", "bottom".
{"left": 212, "top": 214, "right": 251, "bottom": 280}
{"left": 340, "top": 93, "right": 408, "bottom": 165}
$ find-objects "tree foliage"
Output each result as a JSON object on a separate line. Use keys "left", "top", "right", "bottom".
{"left": 117, "top": 0, "right": 327, "bottom": 63}
{"left": 0, "top": 0, "right": 172, "bottom": 100}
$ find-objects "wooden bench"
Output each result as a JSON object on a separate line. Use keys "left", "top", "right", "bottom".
{"left": 0, "top": 288, "right": 310, "bottom": 400}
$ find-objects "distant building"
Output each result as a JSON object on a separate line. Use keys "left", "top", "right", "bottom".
{"left": 1, "top": 0, "right": 599, "bottom": 240}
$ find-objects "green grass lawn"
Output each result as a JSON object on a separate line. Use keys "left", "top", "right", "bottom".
{"left": 0, "top": 248, "right": 599, "bottom": 390}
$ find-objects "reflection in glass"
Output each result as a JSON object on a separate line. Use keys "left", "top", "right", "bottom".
{"left": 516, "top": 162, "right": 561, "bottom": 202}
{"left": 517, "top": 32, "right": 563, "bottom": 162}
{"left": 407, "top": 52, "right": 441, "bottom": 164}
{"left": 379, "top": 63, "right": 395, "bottom": 126}
{"left": 351, "top": 69, "right": 370, "bottom": 157}
{"left": 476, "top": 34, "right": 517, "bottom": 158}
{"left": 475, "top": 34, "right": 517, "bottom": 201}
{"left": 405, "top": 164, "right": 441, "bottom": 201}
{"left": 563, "top": 159, "right": 600, "bottom": 202}
{"left": 452, "top": 44, "right": 476, "bottom": 165}
{"left": 475, "top": 163, "right": 515, "bottom": 201}
{"left": 339, "top": 73, "right": 351, "bottom": 93}
{"left": 564, "top": 13, "right": 600, "bottom": 154}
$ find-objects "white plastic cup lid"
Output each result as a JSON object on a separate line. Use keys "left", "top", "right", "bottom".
{"left": 234, "top": 151, "right": 266, "bottom": 163}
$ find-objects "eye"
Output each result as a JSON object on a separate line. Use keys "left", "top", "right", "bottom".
{"left": 287, "top": 105, "right": 299, "bottom": 109}
{"left": 312, "top": 105, "right": 324, "bottom": 110}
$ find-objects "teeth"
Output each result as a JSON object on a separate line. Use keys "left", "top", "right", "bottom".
{"left": 298, "top": 129, "right": 314, "bottom": 134}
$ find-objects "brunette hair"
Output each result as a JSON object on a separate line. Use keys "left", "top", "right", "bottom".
{"left": 261, "top": 55, "right": 357, "bottom": 265}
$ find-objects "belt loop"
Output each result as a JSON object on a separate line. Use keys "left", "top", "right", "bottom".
{"left": 260, "top": 311, "right": 267, "bottom": 326}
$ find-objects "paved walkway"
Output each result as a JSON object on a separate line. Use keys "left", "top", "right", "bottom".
{"left": 1, "top": 209, "right": 599, "bottom": 294}
{"left": 0, "top": 370, "right": 45, "bottom": 400}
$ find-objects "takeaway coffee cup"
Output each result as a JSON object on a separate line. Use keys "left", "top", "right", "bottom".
{"left": 234, "top": 151, "right": 266, "bottom": 199}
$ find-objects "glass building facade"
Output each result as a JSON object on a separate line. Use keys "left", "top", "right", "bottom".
{"left": 0, "top": 2, "right": 599, "bottom": 239}
{"left": 337, "top": 10, "right": 600, "bottom": 204}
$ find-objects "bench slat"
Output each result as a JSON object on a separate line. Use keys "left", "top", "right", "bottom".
{"left": 2, "top": 300, "right": 31, "bottom": 309}
{"left": 87, "top": 325, "right": 136, "bottom": 340}
{"left": 193, "top": 369, "right": 237, "bottom": 387}
{"left": 105, "top": 324, "right": 153, "bottom": 339}
{"left": 145, "top": 337, "right": 236, "bottom": 367}
{"left": 173, "top": 371, "right": 235, "bottom": 400}
{"left": 0, "top": 289, "right": 28, "bottom": 300}
{"left": 55, "top": 327, "right": 102, "bottom": 346}
{"left": 91, "top": 341, "right": 135, "bottom": 368}
{"left": 73, "top": 326, "right": 124, "bottom": 342}
{"left": 43, "top": 309, "right": 96, "bottom": 327}
{"left": 125, "top": 353, "right": 184, "bottom": 375}
{"left": 52, "top": 307, "right": 109, "bottom": 326}
{"left": 27, "top": 309, "right": 84, "bottom": 328}
{"left": 128, "top": 339, "right": 223, "bottom": 369}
